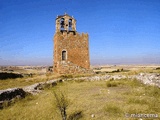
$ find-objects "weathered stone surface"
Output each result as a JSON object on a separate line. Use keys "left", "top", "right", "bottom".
{"left": 66, "top": 75, "right": 125, "bottom": 81}
{"left": 112, "top": 75, "right": 126, "bottom": 80}
{"left": 0, "top": 79, "right": 61, "bottom": 109}
{"left": 23, "top": 83, "right": 41, "bottom": 95}
{"left": 65, "top": 73, "right": 160, "bottom": 87}
{"left": 0, "top": 88, "right": 26, "bottom": 109}
{"left": 23, "top": 79, "right": 60, "bottom": 95}
{"left": 0, "top": 88, "right": 26, "bottom": 101}
{"left": 132, "top": 73, "right": 160, "bottom": 87}
{"left": 53, "top": 14, "right": 90, "bottom": 74}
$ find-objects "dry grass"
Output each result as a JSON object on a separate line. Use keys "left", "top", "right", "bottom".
{"left": 95, "top": 67, "right": 160, "bottom": 76}
{"left": 1, "top": 65, "right": 160, "bottom": 90}
{"left": 0, "top": 73, "right": 60, "bottom": 90}
{"left": 125, "top": 68, "right": 160, "bottom": 75}
{"left": 0, "top": 73, "right": 94, "bottom": 90}
{"left": 0, "top": 78, "right": 159, "bottom": 120}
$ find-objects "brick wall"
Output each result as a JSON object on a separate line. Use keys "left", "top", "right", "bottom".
{"left": 53, "top": 31, "right": 90, "bottom": 74}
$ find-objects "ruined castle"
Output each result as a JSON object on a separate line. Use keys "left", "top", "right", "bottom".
{"left": 53, "top": 13, "right": 90, "bottom": 74}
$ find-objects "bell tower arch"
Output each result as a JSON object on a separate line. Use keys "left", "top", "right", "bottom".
{"left": 55, "top": 13, "right": 76, "bottom": 32}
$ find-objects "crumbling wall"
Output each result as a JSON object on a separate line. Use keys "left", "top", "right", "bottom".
{"left": 53, "top": 31, "right": 90, "bottom": 74}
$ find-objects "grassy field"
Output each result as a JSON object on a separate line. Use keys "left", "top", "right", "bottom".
{"left": 0, "top": 72, "right": 94, "bottom": 90}
{"left": 1, "top": 65, "right": 160, "bottom": 90}
{"left": 93, "top": 65, "right": 160, "bottom": 75}
{"left": 0, "top": 73, "right": 60, "bottom": 90}
{"left": 0, "top": 79, "right": 159, "bottom": 120}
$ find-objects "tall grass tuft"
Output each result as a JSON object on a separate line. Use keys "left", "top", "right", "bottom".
{"left": 53, "top": 91, "right": 69, "bottom": 120}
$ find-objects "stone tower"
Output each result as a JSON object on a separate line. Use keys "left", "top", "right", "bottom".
{"left": 53, "top": 13, "right": 90, "bottom": 74}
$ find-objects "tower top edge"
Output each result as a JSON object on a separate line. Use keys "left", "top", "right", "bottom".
{"left": 56, "top": 13, "right": 76, "bottom": 21}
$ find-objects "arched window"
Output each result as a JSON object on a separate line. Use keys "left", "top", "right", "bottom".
{"left": 60, "top": 18, "right": 65, "bottom": 30}
{"left": 62, "top": 50, "right": 67, "bottom": 60}
{"left": 68, "top": 19, "right": 72, "bottom": 31}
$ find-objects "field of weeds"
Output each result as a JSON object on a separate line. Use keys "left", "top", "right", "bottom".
{"left": 0, "top": 78, "right": 159, "bottom": 120}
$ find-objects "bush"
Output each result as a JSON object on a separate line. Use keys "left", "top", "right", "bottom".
{"left": 111, "top": 69, "right": 120, "bottom": 73}
{"left": 106, "top": 81, "right": 118, "bottom": 87}
{"left": 53, "top": 91, "right": 69, "bottom": 120}
{"left": 106, "top": 80, "right": 124, "bottom": 87}
{"left": 156, "top": 67, "right": 160, "bottom": 70}
{"left": 53, "top": 91, "right": 83, "bottom": 120}
{"left": 0, "top": 72, "right": 23, "bottom": 80}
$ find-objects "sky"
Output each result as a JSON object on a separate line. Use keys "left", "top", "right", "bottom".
{"left": 0, "top": 0, "right": 160, "bottom": 66}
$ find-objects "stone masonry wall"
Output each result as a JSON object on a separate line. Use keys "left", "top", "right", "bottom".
{"left": 53, "top": 31, "right": 90, "bottom": 74}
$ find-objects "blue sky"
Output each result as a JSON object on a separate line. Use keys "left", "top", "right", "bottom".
{"left": 0, "top": 0, "right": 160, "bottom": 65}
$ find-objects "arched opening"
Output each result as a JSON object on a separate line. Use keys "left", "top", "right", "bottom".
{"left": 60, "top": 18, "right": 65, "bottom": 30}
{"left": 68, "top": 19, "right": 72, "bottom": 31}
{"left": 62, "top": 50, "right": 67, "bottom": 60}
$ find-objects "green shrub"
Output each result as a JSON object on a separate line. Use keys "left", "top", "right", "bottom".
{"left": 106, "top": 79, "right": 125, "bottom": 87}
{"left": 106, "top": 81, "right": 118, "bottom": 87}
{"left": 156, "top": 67, "right": 160, "bottom": 70}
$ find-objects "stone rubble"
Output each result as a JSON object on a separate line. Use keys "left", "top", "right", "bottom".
{"left": 0, "top": 88, "right": 26, "bottom": 109}
{"left": 132, "top": 73, "right": 160, "bottom": 88}
{"left": 0, "top": 73, "right": 159, "bottom": 109}
{"left": 0, "top": 79, "right": 61, "bottom": 109}
{"left": 66, "top": 73, "right": 160, "bottom": 87}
